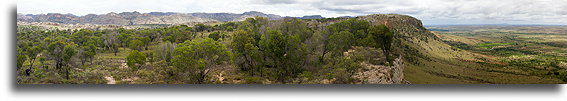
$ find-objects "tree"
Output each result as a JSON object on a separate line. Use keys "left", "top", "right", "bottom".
{"left": 326, "top": 18, "right": 369, "bottom": 39}
{"left": 208, "top": 32, "right": 222, "bottom": 41}
{"left": 126, "top": 50, "right": 146, "bottom": 71}
{"left": 214, "top": 22, "right": 237, "bottom": 31}
{"left": 278, "top": 18, "right": 313, "bottom": 42}
{"left": 320, "top": 18, "right": 371, "bottom": 63}
{"left": 172, "top": 38, "right": 232, "bottom": 84}
{"left": 128, "top": 39, "right": 144, "bottom": 51}
{"left": 155, "top": 41, "right": 176, "bottom": 64}
{"left": 359, "top": 33, "right": 378, "bottom": 48}
{"left": 117, "top": 32, "right": 132, "bottom": 47}
{"left": 103, "top": 32, "right": 120, "bottom": 56}
{"left": 78, "top": 43, "right": 96, "bottom": 65}
{"left": 71, "top": 29, "right": 94, "bottom": 45}
{"left": 47, "top": 39, "right": 67, "bottom": 70}
{"left": 162, "top": 27, "right": 195, "bottom": 43}
{"left": 62, "top": 44, "right": 77, "bottom": 80}
{"left": 259, "top": 29, "right": 308, "bottom": 83}
{"left": 322, "top": 57, "right": 361, "bottom": 84}
{"left": 26, "top": 43, "right": 43, "bottom": 71}
{"left": 16, "top": 48, "right": 27, "bottom": 70}
{"left": 239, "top": 17, "right": 268, "bottom": 44}
{"left": 328, "top": 31, "right": 355, "bottom": 56}
{"left": 137, "top": 29, "right": 160, "bottom": 42}
{"left": 138, "top": 37, "right": 151, "bottom": 50}
{"left": 231, "top": 30, "right": 263, "bottom": 76}
{"left": 194, "top": 24, "right": 211, "bottom": 32}
{"left": 368, "top": 24, "right": 394, "bottom": 62}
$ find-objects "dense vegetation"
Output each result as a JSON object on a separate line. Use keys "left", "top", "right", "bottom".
{"left": 16, "top": 17, "right": 396, "bottom": 84}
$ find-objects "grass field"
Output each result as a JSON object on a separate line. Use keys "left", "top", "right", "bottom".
{"left": 411, "top": 25, "right": 567, "bottom": 84}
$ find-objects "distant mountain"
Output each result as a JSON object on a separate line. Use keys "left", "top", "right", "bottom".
{"left": 297, "top": 15, "right": 324, "bottom": 19}
{"left": 17, "top": 11, "right": 284, "bottom": 25}
{"left": 286, "top": 15, "right": 356, "bottom": 19}
{"left": 190, "top": 11, "right": 282, "bottom": 22}
{"left": 337, "top": 16, "right": 355, "bottom": 18}
{"left": 147, "top": 12, "right": 177, "bottom": 16}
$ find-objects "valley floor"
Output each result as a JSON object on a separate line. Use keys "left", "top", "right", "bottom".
{"left": 408, "top": 25, "right": 566, "bottom": 84}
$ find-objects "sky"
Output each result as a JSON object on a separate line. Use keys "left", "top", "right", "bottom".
{"left": 17, "top": 0, "right": 567, "bottom": 25}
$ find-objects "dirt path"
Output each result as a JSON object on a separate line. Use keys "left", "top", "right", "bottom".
{"left": 104, "top": 76, "right": 116, "bottom": 84}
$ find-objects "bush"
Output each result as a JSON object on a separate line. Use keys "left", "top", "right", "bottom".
{"left": 172, "top": 38, "right": 232, "bottom": 84}
{"left": 243, "top": 77, "right": 263, "bottom": 84}
{"left": 208, "top": 32, "right": 222, "bottom": 41}
{"left": 126, "top": 50, "right": 146, "bottom": 70}
{"left": 128, "top": 40, "right": 144, "bottom": 51}
{"left": 322, "top": 57, "right": 361, "bottom": 84}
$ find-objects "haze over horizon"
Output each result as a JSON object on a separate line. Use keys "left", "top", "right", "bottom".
{"left": 17, "top": 0, "right": 567, "bottom": 25}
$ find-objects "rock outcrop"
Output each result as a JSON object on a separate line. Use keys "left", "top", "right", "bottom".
{"left": 341, "top": 46, "right": 408, "bottom": 84}
{"left": 353, "top": 56, "right": 407, "bottom": 84}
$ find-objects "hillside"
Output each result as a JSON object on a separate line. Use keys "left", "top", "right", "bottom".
{"left": 355, "top": 14, "right": 564, "bottom": 84}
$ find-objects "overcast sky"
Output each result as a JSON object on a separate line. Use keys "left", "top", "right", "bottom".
{"left": 17, "top": 0, "right": 567, "bottom": 25}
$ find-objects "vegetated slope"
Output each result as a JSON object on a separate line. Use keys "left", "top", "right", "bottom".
{"left": 430, "top": 25, "right": 566, "bottom": 84}
{"left": 357, "top": 14, "right": 563, "bottom": 84}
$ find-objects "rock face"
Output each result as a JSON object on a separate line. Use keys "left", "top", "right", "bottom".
{"left": 353, "top": 56, "right": 406, "bottom": 84}
{"left": 336, "top": 46, "right": 407, "bottom": 84}
{"left": 17, "top": 11, "right": 283, "bottom": 25}
{"left": 358, "top": 14, "right": 434, "bottom": 40}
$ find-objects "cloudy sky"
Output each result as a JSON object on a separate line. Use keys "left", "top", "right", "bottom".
{"left": 18, "top": 0, "right": 567, "bottom": 25}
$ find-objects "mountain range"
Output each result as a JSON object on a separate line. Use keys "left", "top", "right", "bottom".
{"left": 17, "top": 11, "right": 332, "bottom": 25}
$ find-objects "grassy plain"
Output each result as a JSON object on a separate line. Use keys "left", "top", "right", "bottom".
{"left": 411, "top": 25, "right": 567, "bottom": 84}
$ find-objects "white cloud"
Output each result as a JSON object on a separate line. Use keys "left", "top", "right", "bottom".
{"left": 17, "top": 0, "right": 567, "bottom": 25}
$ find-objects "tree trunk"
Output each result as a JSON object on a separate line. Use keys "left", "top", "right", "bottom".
{"left": 66, "top": 66, "right": 70, "bottom": 80}
{"left": 320, "top": 49, "right": 327, "bottom": 63}
{"left": 29, "top": 58, "right": 35, "bottom": 70}
{"left": 81, "top": 58, "right": 85, "bottom": 66}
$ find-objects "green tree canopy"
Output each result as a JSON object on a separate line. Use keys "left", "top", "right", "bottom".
{"left": 368, "top": 24, "right": 394, "bottom": 62}
{"left": 172, "top": 38, "right": 232, "bottom": 84}
{"left": 231, "top": 30, "right": 263, "bottom": 76}
{"left": 208, "top": 32, "right": 222, "bottom": 41}
{"left": 126, "top": 50, "right": 146, "bottom": 70}
{"left": 62, "top": 43, "right": 77, "bottom": 79}
{"left": 128, "top": 39, "right": 144, "bottom": 51}
{"left": 259, "top": 29, "right": 308, "bottom": 83}
{"left": 278, "top": 18, "right": 314, "bottom": 42}
{"left": 328, "top": 31, "right": 355, "bottom": 56}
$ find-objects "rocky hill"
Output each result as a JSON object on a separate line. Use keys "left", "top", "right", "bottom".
{"left": 351, "top": 14, "right": 493, "bottom": 84}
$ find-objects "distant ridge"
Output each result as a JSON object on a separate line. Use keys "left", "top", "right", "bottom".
{"left": 17, "top": 11, "right": 285, "bottom": 25}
